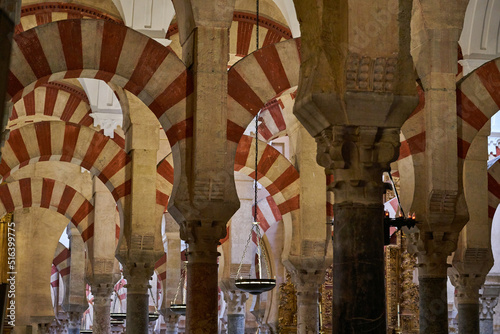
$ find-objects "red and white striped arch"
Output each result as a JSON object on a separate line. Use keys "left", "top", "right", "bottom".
{"left": 154, "top": 253, "right": 167, "bottom": 282}
{"left": 8, "top": 19, "right": 192, "bottom": 150}
{"left": 488, "top": 158, "right": 500, "bottom": 225}
{"left": 0, "top": 178, "right": 94, "bottom": 244}
{"left": 166, "top": 12, "right": 292, "bottom": 59}
{"left": 457, "top": 58, "right": 500, "bottom": 161}
{"left": 8, "top": 81, "right": 126, "bottom": 148}
{"left": 15, "top": 2, "right": 123, "bottom": 34}
{"left": 53, "top": 242, "right": 71, "bottom": 280}
{"left": 251, "top": 195, "right": 282, "bottom": 244}
{"left": 9, "top": 80, "right": 93, "bottom": 128}
{"left": 227, "top": 38, "right": 301, "bottom": 146}
{"left": 0, "top": 121, "right": 130, "bottom": 206}
{"left": 235, "top": 135, "right": 300, "bottom": 244}
{"left": 156, "top": 155, "right": 174, "bottom": 214}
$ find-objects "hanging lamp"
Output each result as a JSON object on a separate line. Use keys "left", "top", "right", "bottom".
{"left": 235, "top": 6, "right": 276, "bottom": 293}
{"left": 169, "top": 260, "right": 187, "bottom": 315}
{"left": 235, "top": 111, "right": 276, "bottom": 295}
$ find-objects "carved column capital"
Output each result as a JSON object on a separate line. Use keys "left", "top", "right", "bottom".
{"left": 449, "top": 273, "right": 484, "bottom": 304}
{"left": 409, "top": 230, "right": 458, "bottom": 278}
{"left": 316, "top": 126, "right": 400, "bottom": 204}
{"left": 91, "top": 282, "right": 115, "bottom": 300}
{"left": 290, "top": 269, "right": 325, "bottom": 302}
{"left": 180, "top": 220, "right": 226, "bottom": 263}
{"left": 479, "top": 284, "right": 500, "bottom": 320}
{"left": 224, "top": 289, "right": 248, "bottom": 315}
{"left": 122, "top": 262, "right": 154, "bottom": 293}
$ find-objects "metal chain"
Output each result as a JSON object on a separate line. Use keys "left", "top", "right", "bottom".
{"left": 256, "top": 0, "right": 259, "bottom": 50}
{"left": 172, "top": 263, "right": 186, "bottom": 304}
{"left": 254, "top": 221, "right": 272, "bottom": 278}
{"left": 236, "top": 222, "right": 256, "bottom": 278}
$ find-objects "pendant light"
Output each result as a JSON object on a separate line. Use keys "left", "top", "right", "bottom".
{"left": 169, "top": 260, "right": 187, "bottom": 315}
{"left": 235, "top": 10, "right": 276, "bottom": 293}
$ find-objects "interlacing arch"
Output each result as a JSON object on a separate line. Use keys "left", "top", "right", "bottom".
{"left": 227, "top": 38, "right": 300, "bottom": 146}
{"left": 488, "top": 157, "right": 500, "bottom": 223}
{"left": 0, "top": 121, "right": 130, "bottom": 207}
{"left": 457, "top": 58, "right": 500, "bottom": 161}
{"left": 235, "top": 135, "right": 299, "bottom": 252}
{"left": 8, "top": 19, "right": 192, "bottom": 151}
{"left": 156, "top": 155, "right": 174, "bottom": 213}
{"left": 10, "top": 80, "right": 92, "bottom": 127}
{"left": 0, "top": 178, "right": 94, "bottom": 253}
{"left": 53, "top": 242, "right": 71, "bottom": 281}
{"left": 15, "top": 2, "right": 123, "bottom": 34}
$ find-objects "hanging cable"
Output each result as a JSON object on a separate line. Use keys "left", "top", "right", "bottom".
{"left": 256, "top": 0, "right": 259, "bottom": 50}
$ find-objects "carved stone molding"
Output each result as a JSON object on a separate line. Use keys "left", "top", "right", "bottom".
{"left": 346, "top": 54, "right": 398, "bottom": 92}
{"left": 316, "top": 126, "right": 400, "bottom": 204}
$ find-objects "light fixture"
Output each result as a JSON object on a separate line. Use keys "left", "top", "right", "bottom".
{"left": 169, "top": 260, "right": 187, "bottom": 315}
{"left": 235, "top": 7, "right": 276, "bottom": 291}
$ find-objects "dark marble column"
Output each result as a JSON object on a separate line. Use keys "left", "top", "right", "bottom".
{"left": 332, "top": 203, "right": 385, "bottom": 333}
{"left": 91, "top": 283, "right": 114, "bottom": 334}
{"left": 182, "top": 221, "right": 225, "bottom": 333}
{"left": 458, "top": 303, "right": 479, "bottom": 333}
{"left": 315, "top": 126, "right": 401, "bottom": 334}
{"left": 419, "top": 277, "right": 448, "bottom": 334}
{"left": 124, "top": 268, "right": 152, "bottom": 334}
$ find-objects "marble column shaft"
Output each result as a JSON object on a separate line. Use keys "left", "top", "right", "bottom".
{"left": 91, "top": 283, "right": 114, "bottom": 334}
{"left": 332, "top": 203, "right": 385, "bottom": 333}
{"left": 124, "top": 268, "right": 152, "bottom": 334}
{"left": 316, "top": 126, "right": 399, "bottom": 334}
{"left": 182, "top": 221, "right": 225, "bottom": 334}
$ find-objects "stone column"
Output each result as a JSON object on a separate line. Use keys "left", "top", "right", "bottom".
{"left": 181, "top": 221, "right": 227, "bottom": 333}
{"left": 123, "top": 265, "right": 154, "bottom": 334}
{"left": 163, "top": 313, "right": 180, "bottom": 334}
{"left": 67, "top": 311, "right": 82, "bottom": 334}
{"left": 91, "top": 283, "right": 114, "bottom": 334}
{"left": 415, "top": 243, "right": 455, "bottom": 334}
{"left": 289, "top": 268, "right": 325, "bottom": 333}
{"left": 316, "top": 126, "right": 400, "bottom": 333}
{"left": 449, "top": 273, "right": 483, "bottom": 334}
{"left": 224, "top": 289, "right": 248, "bottom": 334}
{"left": 479, "top": 284, "right": 500, "bottom": 334}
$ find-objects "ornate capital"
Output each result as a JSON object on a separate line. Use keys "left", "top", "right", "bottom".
{"left": 449, "top": 272, "right": 484, "bottom": 304}
{"left": 122, "top": 262, "right": 154, "bottom": 293}
{"left": 408, "top": 230, "right": 457, "bottom": 278}
{"left": 224, "top": 289, "right": 248, "bottom": 315}
{"left": 180, "top": 220, "right": 226, "bottom": 263}
{"left": 316, "top": 126, "right": 400, "bottom": 204}
{"left": 479, "top": 284, "right": 500, "bottom": 320}
{"left": 91, "top": 282, "right": 114, "bottom": 304}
